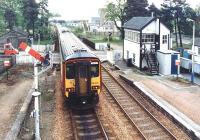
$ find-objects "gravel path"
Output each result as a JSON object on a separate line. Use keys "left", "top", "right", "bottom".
{"left": 53, "top": 77, "right": 73, "bottom": 140}
{"left": 0, "top": 78, "right": 33, "bottom": 139}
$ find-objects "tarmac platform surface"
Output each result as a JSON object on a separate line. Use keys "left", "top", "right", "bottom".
{"left": 115, "top": 60, "right": 200, "bottom": 138}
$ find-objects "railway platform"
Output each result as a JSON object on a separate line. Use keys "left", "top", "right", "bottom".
{"left": 113, "top": 60, "right": 200, "bottom": 138}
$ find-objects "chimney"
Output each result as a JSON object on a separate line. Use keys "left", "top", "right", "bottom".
{"left": 151, "top": 12, "right": 154, "bottom": 17}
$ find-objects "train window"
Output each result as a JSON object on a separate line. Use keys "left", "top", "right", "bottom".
{"left": 80, "top": 66, "right": 87, "bottom": 78}
{"left": 66, "top": 65, "right": 75, "bottom": 79}
{"left": 90, "top": 64, "right": 99, "bottom": 77}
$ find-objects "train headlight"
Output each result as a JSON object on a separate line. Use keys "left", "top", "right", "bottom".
{"left": 92, "top": 86, "right": 100, "bottom": 90}
{"left": 66, "top": 88, "right": 75, "bottom": 92}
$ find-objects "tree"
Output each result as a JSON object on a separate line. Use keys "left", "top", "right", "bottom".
{"left": 0, "top": 0, "right": 22, "bottom": 12}
{"left": 125, "top": 0, "right": 148, "bottom": 21}
{"left": 22, "top": 0, "right": 39, "bottom": 36}
{"left": 36, "top": 0, "right": 50, "bottom": 40}
{"left": 161, "top": 0, "right": 196, "bottom": 48}
{"left": 0, "top": 11, "right": 6, "bottom": 35}
{"left": 194, "top": 5, "right": 200, "bottom": 37}
{"left": 4, "top": 9, "right": 16, "bottom": 29}
{"left": 0, "top": 0, "right": 23, "bottom": 30}
{"left": 105, "top": 0, "right": 126, "bottom": 39}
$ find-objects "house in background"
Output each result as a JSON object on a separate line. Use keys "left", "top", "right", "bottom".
{"left": 0, "top": 28, "right": 28, "bottom": 52}
{"left": 123, "top": 16, "right": 171, "bottom": 75}
{"left": 89, "top": 17, "right": 100, "bottom": 32}
{"left": 88, "top": 8, "right": 119, "bottom": 33}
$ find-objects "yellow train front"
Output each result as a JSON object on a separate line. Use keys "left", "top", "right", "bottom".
{"left": 61, "top": 51, "right": 101, "bottom": 109}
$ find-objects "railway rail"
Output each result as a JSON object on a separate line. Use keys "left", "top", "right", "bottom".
{"left": 102, "top": 63, "right": 178, "bottom": 140}
{"left": 70, "top": 109, "right": 108, "bottom": 140}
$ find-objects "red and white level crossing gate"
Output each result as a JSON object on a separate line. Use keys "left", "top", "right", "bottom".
{"left": 19, "top": 42, "right": 45, "bottom": 62}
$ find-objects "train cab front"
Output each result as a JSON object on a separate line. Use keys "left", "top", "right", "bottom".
{"left": 65, "top": 60, "right": 101, "bottom": 110}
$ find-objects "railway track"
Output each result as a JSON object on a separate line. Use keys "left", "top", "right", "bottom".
{"left": 102, "top": 63, "right": 178, "bottom": 140}
{"left": 70, "top": 109, "right": 108, "bottom": 140}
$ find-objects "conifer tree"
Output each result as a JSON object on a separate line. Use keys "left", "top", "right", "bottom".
{"left": 125, "top": 0, "right": 148, "bottom": 21}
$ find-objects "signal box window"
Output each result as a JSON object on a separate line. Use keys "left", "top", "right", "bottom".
{"left": 91, "top": 64, "right": 99, "bottom": 77}
{"left": 162, "top": 35, "right": 167, "bottom": 44}
{"left": 198, "top": 48, "right": 200, "bottom": 55}
{"left": 66, "top": 65, "right": 75, "bottom": 79}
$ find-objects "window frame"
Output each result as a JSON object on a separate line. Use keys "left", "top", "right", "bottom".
{"left": 162, "top": 35, "right": 168, "bottom": 44}
{"left": 125, "top": 30, "right": 140, "bottom": 43}
{"left": 142, "top": 34, "right": 155, "bottom": 43}
{"left": 90, "top": 64, "right": 99, "bottom": 77}
{"left": 66, "top": 64, "right": 75, "bottom": 79}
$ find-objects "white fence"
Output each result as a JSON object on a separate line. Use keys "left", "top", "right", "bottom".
{"left": 32, "top": 45, "right": 54, "bottom": 53}
{"left": 107, "top": 50, "right": 122, "bottom": 64}
{"left": 180, "top": 57, "right": 200, "bottom": 73}
{"left": 16, "top": 52, "right": 41, "bottom": 64}
{"left": 16, "top": 45, "right": 59, "bottom": 64}
{"left": 16, "top": 52, "right": 60, "bottom": 65}
{"left": 95, "top": 43, "right": 107, "bottom": 50}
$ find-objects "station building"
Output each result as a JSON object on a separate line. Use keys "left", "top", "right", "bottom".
{"left": 123, "top": 17, "right": 172, "bottom": 75}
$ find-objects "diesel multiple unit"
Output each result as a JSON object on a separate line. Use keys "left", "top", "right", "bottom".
{"left": 56, "top": 26, "right": 101, "bottom": 109}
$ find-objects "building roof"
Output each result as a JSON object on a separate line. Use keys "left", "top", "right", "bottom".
{"left": 123, "top": 17, "right": 155, "bottom": 31}
{"left": 0, "top": 28, "right": 28, "bottom": 48}
{"left": 195, "top": 38, "right": 200, "bottom": 47}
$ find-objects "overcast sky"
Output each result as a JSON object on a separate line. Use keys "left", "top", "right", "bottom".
{"left": 48, "top": 0, "right": 200, "bottom": 21}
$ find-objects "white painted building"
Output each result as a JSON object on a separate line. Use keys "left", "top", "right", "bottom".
{"left": 123, "top": 17, "right": 171, "bottom": 74}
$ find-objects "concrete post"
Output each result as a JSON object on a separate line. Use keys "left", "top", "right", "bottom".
{"left": 32, "top": 91, "right": 41, "bottom": 140}
{"left": 191, "top": 20, "right": 195, "bottom": 84}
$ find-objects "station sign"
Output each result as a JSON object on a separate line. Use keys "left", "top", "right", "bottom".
{"left": 4, "top": 60, "right": 11, "bottom": 67}
{"left": 175, "top": 59, "right": 180, "bottom": 66}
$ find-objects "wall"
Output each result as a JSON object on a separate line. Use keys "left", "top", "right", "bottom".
{"left": 16, "top": 52, "right": 35, "bottom": 64}
{"left": 157, "top": 52, "right": 171, "bottom": 75}
{"left": 157, "top": 50, "right": 180, "bottom": 75}
{"left": 124, "top": 39, "right": 140, "bottom": 67}
{"left": 142, "top": 20, "right": 156, "bottom": 33}
{"left": 160, "top": 23, "right": 171, "bottom": 51}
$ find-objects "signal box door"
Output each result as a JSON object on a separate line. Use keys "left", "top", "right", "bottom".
{"left": 171, "top": 54, "right": 178, "bottom": 74}
{"left": 75, "top": 62, "right": 90, "bottom": 96}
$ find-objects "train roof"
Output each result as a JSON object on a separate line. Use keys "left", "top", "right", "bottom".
{"left": 65, "top": 51, "right": 99, "bottom": 61}
{"left": 56, "top": 25, "right": 96, "bottom": 61}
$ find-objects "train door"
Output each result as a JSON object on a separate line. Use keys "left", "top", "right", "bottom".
{"left": 76, "top": 62, "right": 90, "bottom": 96}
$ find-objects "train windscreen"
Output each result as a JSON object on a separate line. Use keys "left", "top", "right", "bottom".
{"left": 90, "top": 64, "right": 99, "bottom": 77}
{"left": 66, "top": 64, "right": 75, "bottom": 79}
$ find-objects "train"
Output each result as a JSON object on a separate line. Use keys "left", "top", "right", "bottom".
{"left": 56, "top": 26, "right": 102, "bottom": 109}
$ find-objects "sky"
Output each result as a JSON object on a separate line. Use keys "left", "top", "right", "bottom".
{"left": 48, "top": 0, "right": 200, "bottom": 21}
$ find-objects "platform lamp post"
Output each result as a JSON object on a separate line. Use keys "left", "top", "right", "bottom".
{"left": 187, "top": 18, "right": 195, "bottom": 84}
